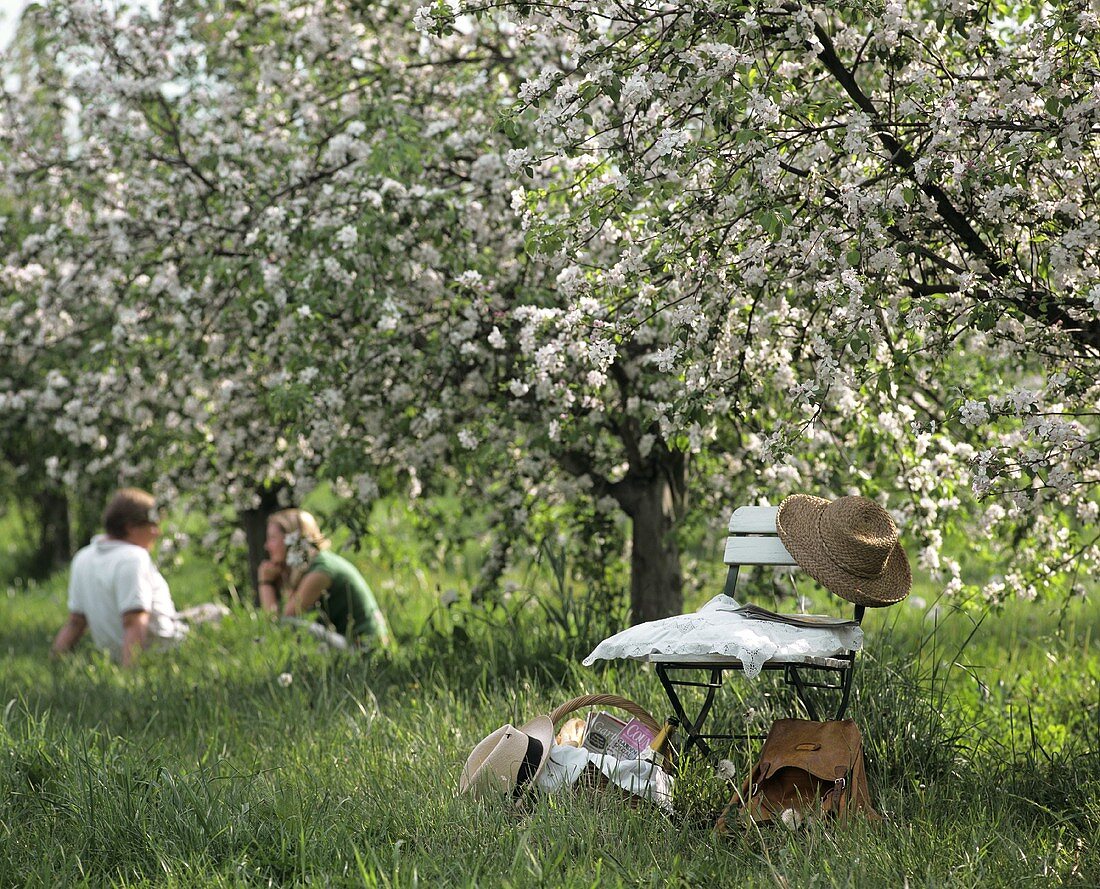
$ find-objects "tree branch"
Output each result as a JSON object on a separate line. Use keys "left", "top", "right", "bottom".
{"left": 811, "top": 19, "right": 1100, "bottom": 355}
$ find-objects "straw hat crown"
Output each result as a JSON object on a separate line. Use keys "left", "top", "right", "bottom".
{"left": 776, "top": 494, "right": 911, "bottom": 607}
{"left": 819, "top": 497, "right": 897, "bottom": 578}
{"left": 460, "top": 715, "right": 554, "bottom": 800}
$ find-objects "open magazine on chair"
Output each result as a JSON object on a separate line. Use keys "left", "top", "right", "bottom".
{"left": 733, "top": 602, "right": 859, "bottom": 629}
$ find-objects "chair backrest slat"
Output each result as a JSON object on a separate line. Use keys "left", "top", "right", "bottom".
{"left": 722, "top": 536, "right": 795, "bottom": 566}
{"left": 727, "top": 505, "right": 780, "bottom": 534}
{"left": 724, "top": 503, "right": 861, "bottom": 623}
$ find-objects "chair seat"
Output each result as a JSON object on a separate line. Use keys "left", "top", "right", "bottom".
{"left": 583, "top": 594, "right": 862, "bottom": 680}
{"left": 647, "top": 653, "right": 853, "bottom": 670}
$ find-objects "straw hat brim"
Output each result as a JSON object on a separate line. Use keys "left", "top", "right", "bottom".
{"left": 776, "top": 495, "right": 911, "bottom": 607}
{"left": 460, "top": 715, "right": 554, "bottom": 796}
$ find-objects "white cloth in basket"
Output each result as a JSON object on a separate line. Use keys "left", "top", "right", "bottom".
{"left": 582, "top": 595, "right": 863, "bottom": 678}
{"left": 536, "top": 743, "right": 674, "bottom": 812}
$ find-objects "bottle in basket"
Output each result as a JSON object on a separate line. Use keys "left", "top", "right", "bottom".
{"left": 610, "top": 716, "right": 676, "bottom": 813}
{"left": 643, "top": 716, "right": 680, "bottom": 771}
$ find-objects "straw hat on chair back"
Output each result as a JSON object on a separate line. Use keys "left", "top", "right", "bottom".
{"left": 776, "top": 494, "right": 911, "bottom": 607}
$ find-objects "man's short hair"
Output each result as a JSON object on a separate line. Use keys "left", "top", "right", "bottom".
{"left": 103, "top": 488, "right": 158, "bottom": 537}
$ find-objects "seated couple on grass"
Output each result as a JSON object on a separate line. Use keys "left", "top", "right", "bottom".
{"left": 50, "top": 490, "right": 389, "bottom": 665}
{"left": 51, "top": 488, "right": 228, "bottom": 667}
{"left": 259, "top": 508, "right": 391, "bottom": 652}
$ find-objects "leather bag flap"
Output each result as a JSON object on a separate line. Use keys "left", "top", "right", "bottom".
{"left": 757, "top": 718, "right": 862, "bottom": 782}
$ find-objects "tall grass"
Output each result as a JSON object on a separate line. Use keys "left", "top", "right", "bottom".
{"left": 1, "top": 514, "right": 1098, "bottom": 886}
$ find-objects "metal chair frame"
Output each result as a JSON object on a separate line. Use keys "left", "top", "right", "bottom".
{"left": 653, "top": 506, "right": 865, "bottom": 759}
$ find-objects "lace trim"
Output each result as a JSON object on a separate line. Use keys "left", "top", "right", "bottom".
{"left": 582, "top": 594, "right": 863, "bottom": 679}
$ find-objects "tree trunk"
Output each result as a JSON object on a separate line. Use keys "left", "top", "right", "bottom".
{"left": 69, "top": 482, "right": 108, "bottom": 552}
{"left": 29, "top": 489, "right": 71, "bottom": 578}
{"left": 241, "top": 486, "right": 285, "bottom": 603}
{"left": 628, "top": 480, "right": 683, "bottom": 623}
{"left": 615, "top": 454, "right": 687, "bottom": 624}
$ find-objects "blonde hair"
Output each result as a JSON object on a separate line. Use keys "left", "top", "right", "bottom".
{"left": 103, "top": 488, "right": 158, "bottom": 537}
{"left": 269, "top": 508, "right": 331, "bottom": 592}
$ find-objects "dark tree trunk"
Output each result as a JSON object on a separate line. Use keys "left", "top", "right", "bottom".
{"left": 29, "top": 489, "right": 71, "bottom": 578}
{"left": 628, "top": 479, "right": 683, "bottom": 623}
{"left": 614, "top": 452, "right": 688, "bottom": 624}
{"left": 241, "top": 486, "right": 285, "bottom": 603}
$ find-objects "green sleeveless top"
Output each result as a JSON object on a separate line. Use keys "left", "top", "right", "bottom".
{"left": 304, "top": 551, "right": 390, "bottom": 646}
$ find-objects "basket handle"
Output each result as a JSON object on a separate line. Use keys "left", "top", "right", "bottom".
{"left": 550, "top": 693, "right": 660, "bottom": 732}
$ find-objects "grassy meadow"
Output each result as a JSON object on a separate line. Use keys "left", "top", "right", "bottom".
{"left": 1, "top": 502, "right": 1098, "bottom": 887}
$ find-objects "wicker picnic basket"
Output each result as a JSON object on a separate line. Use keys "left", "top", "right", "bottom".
{"left": 550, "top": 693, "right": 675, "bottom": 778}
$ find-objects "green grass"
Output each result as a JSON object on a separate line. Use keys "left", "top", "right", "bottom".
{"left": 1, "top": 539, "right": 1098, "bottom": 886}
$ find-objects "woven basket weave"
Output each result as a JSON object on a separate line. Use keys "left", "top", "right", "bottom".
{"left": 551, "top": 693, "right": 659, "bottom": 729}
{"left": 550, "top": 693, "right": 673, "bottom": 777}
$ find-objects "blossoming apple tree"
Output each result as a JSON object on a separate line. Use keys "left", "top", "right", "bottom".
{"left": 419, "top": 0, "right": 1100, "bottom": 609}
{"left": 1, "top": 0, "right": 653, "bottom": 609}
{"left": 2, "top": 0, "right": 1097, "bottom": 622}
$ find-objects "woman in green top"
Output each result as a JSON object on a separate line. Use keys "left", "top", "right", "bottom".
{"left": 258, "top": 509, "right": 390, "bottom": 649}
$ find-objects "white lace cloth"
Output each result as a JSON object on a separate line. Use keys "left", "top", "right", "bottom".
{"left": 582, "top": 595, "right": 863, "bottom": 678}
{"left": 535, "top": 743, "right": 674, "bottom": 813}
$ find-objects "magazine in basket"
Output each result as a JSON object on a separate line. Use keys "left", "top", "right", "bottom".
{"left": 582, "top": 711, "right": 625, "bottom": 754}
{"left": 607, "top": 717, "right": 659, "bottom": 759}
{"left": 581, "top": 711, "right": 658, "bottom": 759}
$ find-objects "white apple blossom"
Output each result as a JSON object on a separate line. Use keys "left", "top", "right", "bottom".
{"left": 1, "top": 0, "right": 1096, "bottom": 620}
{"left": 959, "top": 401, "right": 990, "bottom": 428}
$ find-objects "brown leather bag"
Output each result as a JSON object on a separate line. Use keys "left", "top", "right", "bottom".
{"left": 716, "top": 718, "right": 880, "bottom": 831}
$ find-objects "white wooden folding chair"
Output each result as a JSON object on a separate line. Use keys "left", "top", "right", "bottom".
{"left": 652, "top": 505, "right": 865, "bottom": 758}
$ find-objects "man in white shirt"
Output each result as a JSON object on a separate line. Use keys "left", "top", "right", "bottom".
{"left": 51, "top": 488, "right": 213, "bottom": 667}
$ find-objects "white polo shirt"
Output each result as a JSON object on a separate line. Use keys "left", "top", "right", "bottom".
{"left": 67, "top": 536, "right": 186, "bottom": 659}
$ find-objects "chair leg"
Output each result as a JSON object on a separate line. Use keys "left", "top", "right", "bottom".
{"left": 656, "top": 657, "right": 858, "bottom": 760}
{"left": 655, "top": 664, "right": 723, "bottom": 759}
{"left": 691, "top": 668, "right": 724, "bottom": 752}
{"left": 786, "top": 656, "right": 857, "bottom": 722}
{"left": 786, "top": 666, "right": 821, "bottom": 722}
{"left": 833, "top": 656, "right": 856, "bottom": 720}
